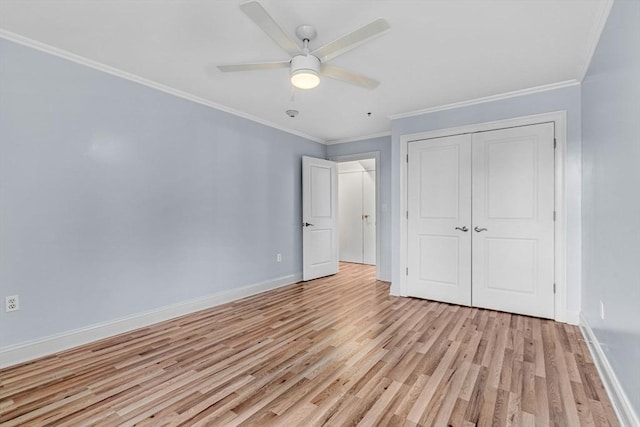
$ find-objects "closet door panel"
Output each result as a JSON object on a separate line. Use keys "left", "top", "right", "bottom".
{"left": 407, "top": 134, "right": 472, "bottom": 306}
{"left": 471, "top": 123, "right": 555, "bottom": 318}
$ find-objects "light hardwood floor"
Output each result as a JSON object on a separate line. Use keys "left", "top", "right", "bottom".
{"left": 0, "top": 263, "right": 618, "bottom": 426}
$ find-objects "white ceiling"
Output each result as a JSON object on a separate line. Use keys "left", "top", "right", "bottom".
{"left": 0, "top": 0, "right": 609, "bottom": 143}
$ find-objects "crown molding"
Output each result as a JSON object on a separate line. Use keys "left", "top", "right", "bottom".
{"left": 577, "top": 0, "right": 614, "bottom": 82}
{"left": 325, "top": 130, "right": 391, "bottom": 145}
{"left": 0, "top": 30, "right": 325, "bottom": 144}
{"left": 388, "top": 80, "right": 580, "bottom": 121}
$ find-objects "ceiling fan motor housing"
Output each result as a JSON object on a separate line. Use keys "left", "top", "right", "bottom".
{"left": 291, "top": 54, "right": 320, "bottom": 75}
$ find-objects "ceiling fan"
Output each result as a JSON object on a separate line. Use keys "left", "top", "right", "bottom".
{"left": 217, "top": 1, "right": 390, "bottom": 90}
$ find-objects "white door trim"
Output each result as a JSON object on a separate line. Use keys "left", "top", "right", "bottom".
{"left": 329, "top": 151, "right": 381, "bottom": 281}
{"left": 399, "top": 111, "right": 568, "bottom": 323}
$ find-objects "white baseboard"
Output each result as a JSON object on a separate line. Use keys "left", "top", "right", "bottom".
{"left": 566, "top": 310, "right": 581, "bottom": 325}
{"left": 579, "top": 314, "right": 639, "bottom": 427}
{"left": 0, "top": 273, "right": 301, "bottom": 369}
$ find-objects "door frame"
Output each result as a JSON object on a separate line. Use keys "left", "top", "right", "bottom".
{"left": 329, "top": 151, "right": 381, "bottom": 281}
{"left": 398, "top": 111, "right": 568, "bottom": 322}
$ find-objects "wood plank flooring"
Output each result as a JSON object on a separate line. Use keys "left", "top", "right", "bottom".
{"left": 0, "top": 263, "right": 618, "bottom": 426}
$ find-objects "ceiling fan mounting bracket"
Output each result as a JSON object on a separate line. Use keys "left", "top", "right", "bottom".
{"left": 295, "top": 25, "right": 317, "bottom": 42}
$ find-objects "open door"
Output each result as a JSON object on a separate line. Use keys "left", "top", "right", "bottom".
{"left": 302, "top": 156, "right": 338, "bottom": 281}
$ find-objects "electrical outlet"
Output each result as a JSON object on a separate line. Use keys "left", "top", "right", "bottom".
{"left": 276, "top": 253, "right": 282, "bottom": 262}
{"left": 600, "top": 300, "right": 605, "bottom": 320}
{"left": 5, "top": 295, "right": 19, "bottom": 312}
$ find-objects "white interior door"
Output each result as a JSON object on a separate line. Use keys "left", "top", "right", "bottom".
{"left": 407, "top": 134, "right": 472, "bottom": 306}
{"left": 302, "top": 156, "right": 338, "bottom": 281}
{"left": 338, "top": 172, "right": 363, "bottom": 263}
{"left": 471, "top": 123, "right": 555, "bottom": 318}
{"left": 363, "top": 170, "right": 376, "bottom": 265}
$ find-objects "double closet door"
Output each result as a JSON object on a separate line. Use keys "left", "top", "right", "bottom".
{"left": 339, "top": 169, "right": 376, "bottom": 265}
{"left": 407, "top": 123, "right": 555, "bottom": 319}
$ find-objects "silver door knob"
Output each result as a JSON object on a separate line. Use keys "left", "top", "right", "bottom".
{"left": 474, "top": 226, "right": 488, "bottom": 232}
{"left": 455, "top": 226, "right": 469, "bottom": 232}
{"left": 303, "top": 222, "right": 314, "bottom": 227}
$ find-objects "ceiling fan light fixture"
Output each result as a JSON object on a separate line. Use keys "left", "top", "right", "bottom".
{"left": 291, "top": 69, "right": 320, "bottom": 89}
{"left": 290, "top": 55, "right": 321, "bottom": 89}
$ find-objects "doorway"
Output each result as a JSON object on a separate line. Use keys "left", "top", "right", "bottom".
{"left": 338, "top": 159, "right": 376, "bottom": 265}
{"left": 330, "top": 152, "right": 381, "bottom": 279}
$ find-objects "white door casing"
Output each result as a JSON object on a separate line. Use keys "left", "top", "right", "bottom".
{"left": 407, "top": 134, "right": 472, "bottom": 306}
{"left": 302, "top": 156, "right": 338, "bottom": 281}
{"left": 471, "top": 123, "right": 555, "bottom": 318}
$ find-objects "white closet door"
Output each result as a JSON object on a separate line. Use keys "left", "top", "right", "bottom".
{"left": 471, "top": 123, "right": 555, "bottom": 318}
{"left": 338, "top": 172, "right": 364, "bottom": 263}
{"left": 407, "top": 134, "right": 472, "bottom": 306}
{"left": 363, "top": 170, "right": 376, "bottom": 265}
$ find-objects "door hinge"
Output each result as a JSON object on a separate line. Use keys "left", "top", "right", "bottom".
{"left": 406, "top": 154, "right": 409, "bottom": 163}
{"left": 406, "top": 267, "right": 409, "bottom": 275}
{"left": 554, "top": 138, "right": 557, "bottom": 149}
{"left": 553, "top": 283, "right": 556, "bottom": 294}
{"left": 553, "top": 211, "right": 556, "bottom": 221}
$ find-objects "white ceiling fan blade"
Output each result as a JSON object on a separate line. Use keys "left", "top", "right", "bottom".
{"left": 321, "top": 64, "right": 380, "bottom": 90}
{"left": 312, "top": 18, "right": 390, "bottom": 63}
{"left": 218, "top": 61, "right": 290, "bottom": 72}
{"left": 240, "top": 1, "right": 300, "bottom": 56}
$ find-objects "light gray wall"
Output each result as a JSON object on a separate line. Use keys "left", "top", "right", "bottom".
{"left": 0, "top": 39, "right": 325, "bottom": 348}
{"left": 326, "top": 136, "right": 392, "bottom": 281}
{"left": 582, "top": 0, "right": 640, "bottom": 415}
{"left": 390, "top": 85, "right": 582, "bottom": 316}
